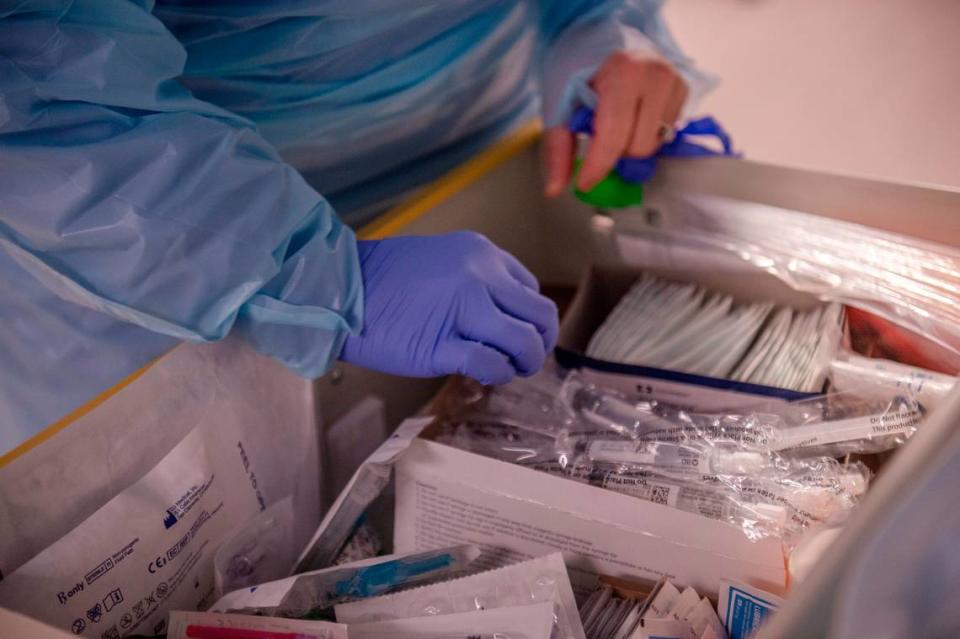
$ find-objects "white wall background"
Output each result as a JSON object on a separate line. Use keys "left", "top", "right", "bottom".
{"left": 664, "top": 0, "right": 960, "bottom": 188}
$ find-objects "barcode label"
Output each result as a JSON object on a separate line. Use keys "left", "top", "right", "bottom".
{"left": 601, "top": 475, "right": 677, "bottom": 508}
{"left": 649, "top": 484, "right": 671, "bottom": 506}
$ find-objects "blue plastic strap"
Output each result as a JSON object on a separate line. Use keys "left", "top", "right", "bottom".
{"left": 568, "top": 106, "right": 737, "bottom": 184}
{"left": 568, "top": 105, "right": 595, "bottom": 135}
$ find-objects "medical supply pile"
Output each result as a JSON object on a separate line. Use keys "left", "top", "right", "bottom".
{"left": 194, "top": 552, "right": 584, "bottom": 639}
{"left": 14, "top": 265, "right": 953, "bottom": 639}
{"left": 46, "top": 340, "right": 947, "bottom": 638}
{"left": 586, "top": 274, "right": 843, "bottom": 392}
{"left": 335, "top": 553, "right": 583, "bottom": 639}
{"left": 9, "top": 210, "right": 960, "bottom": 639}
{"left": 435, "top": 383, "right": 862, "bottom": 551}
{"left": 168, "top": 549, "right": 788, "bottom": 639}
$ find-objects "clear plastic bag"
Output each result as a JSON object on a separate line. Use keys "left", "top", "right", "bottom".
{"left": 561, "top": 371, "right": 926, "bottom": 458}
{"left": 828, "top": 351, "right": 957, "bottom": 410}
{"left": 430, "top": 366, "right": 879, "bottom": 546}
{"left": 433, "top": 420, "right": 578, "bottom": 474}
{"left": 440, "top": 359, "right": 578, "bottom": 439}
{"left": 214, "top": 497, "right": 297, "bottom": 600}
{"left": 568, "top": 459, "right": 788, "bottom": 542}
{"left": 562, "top": 454, "right": 868, "bottom": 544}
{"left": 560, "top": 372, "right": 780, "bottom": 447}
{"left": 294, "top": 417, "right": 431, "bottom": 573}
{"left": 609, "top": 193, "right": 960, "bottom": 373}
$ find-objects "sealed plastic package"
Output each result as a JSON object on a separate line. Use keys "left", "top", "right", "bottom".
{"left": 432, "top": 369, "right": 882, "bottom": 547}
{"left": 212, "top": 545, "right": 480, "bottom": 618}
{"left": 294, "top": 418, "right": 432, "bottom": 573}
{"left": 585, "top": 273, "right": 844, "bottom": 392}
{"left": 606, "top": 193, "right": 960, "bottom": 373}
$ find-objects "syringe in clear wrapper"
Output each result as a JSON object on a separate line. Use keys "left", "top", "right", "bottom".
{"left": 481, "top": 373, "right": 575, "bottom": 439}
{"left": 585, "top": 439, "right": 769, "bottom": 475}
{"left": 561, "top": 378, "right": 673, "bottom": 439}
{"left": 432, "top": 421, "right": 583, "bottom": 480}
{"left": 562, "top": 378, "right": 779, "bottom": 447}
{"left": 731, "top": 473, "right": 865, "bottom": 530}
{"left": 582, "top": 455, "right": 867, "bottom": 531}
{"left": 434, "top": 421, "right": 567, "bottom": 466}
{"left": 830, "top": 354, "right": 957, "bottom": 411}
{"left": 575, "top": 465, "right": 786, "bottom": 537}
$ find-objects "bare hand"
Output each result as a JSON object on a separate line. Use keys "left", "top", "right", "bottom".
{"left": 544, "top": 49, "right": 688, "bottom": 197}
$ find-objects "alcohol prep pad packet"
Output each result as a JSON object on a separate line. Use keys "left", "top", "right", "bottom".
{"left": 585, "top": 273, "right": 842, "bottom": 393}
{"left": 717, "top": 579, "right": 782, "bottom": 639}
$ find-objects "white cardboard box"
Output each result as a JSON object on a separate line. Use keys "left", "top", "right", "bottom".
{"left": 555, "top": 264, "right": 836, "bottom": 412}
{"left": 394, "top": 437, "right": 786, "bottom": 598}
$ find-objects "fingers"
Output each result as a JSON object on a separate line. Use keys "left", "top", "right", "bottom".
{"left": 490, "top": 280, "right": 559, "bottom": 353}
{"left": 499, "top": 248, "right": 540, "bottom": 292}
{"left": 436, "top": 340, "right": 516, "bottom": 386}
{"left": 627, "top": 62, "right": 682, "bottom": 157}
{"left": 459, "top": 291, "right": 547, "bottom": 374}
{"left": 543, "top": 126, "right": 574, "bottom": 198}
{"left": 665, "top": 77, "right": 688, "bottom": 128}
{"left": 577, "top": 51, "right": 688, "bottom": 190}
{"left": 629, "top": 73, "right": 688, "bottom": 157}
{"left": 578, "top": 54, "right": 642, "bottom": 191}
{"left": 434, "top": 285, "right": 557, "bottom": 385}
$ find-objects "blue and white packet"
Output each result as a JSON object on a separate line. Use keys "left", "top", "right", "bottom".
{"left": 717, "top": 579, "right": 784, "bottom": 639}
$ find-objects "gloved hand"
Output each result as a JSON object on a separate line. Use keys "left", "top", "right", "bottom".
{"left": 340, "top": 232, "right": 559, "bottom": 385}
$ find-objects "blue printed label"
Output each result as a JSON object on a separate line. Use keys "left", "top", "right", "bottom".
{"left": 725, "top": 586, "right": 777, "bottom": 639}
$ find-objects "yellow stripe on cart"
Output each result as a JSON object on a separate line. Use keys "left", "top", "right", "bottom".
{"left": 359, "top": 119, "right": 542, "bottom": 240}
{"left": 0, "top": 358, "right": 160, "bottom": 469}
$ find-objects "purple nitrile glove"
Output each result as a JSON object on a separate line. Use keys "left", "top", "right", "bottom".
{"left": 340, "top": 232, "right": 558, "bottom": 385}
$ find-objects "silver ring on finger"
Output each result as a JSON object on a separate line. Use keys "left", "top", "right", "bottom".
{"left": 657, "top": 122, "right": 677, "bottom": 144}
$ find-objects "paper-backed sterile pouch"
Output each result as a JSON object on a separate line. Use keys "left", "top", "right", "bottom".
{"left": 336, "top": 552, "right": 585, "bottom": 639}
{"left": 167, "top": 610, "right": 349, "bottom": 639}
{"left": 0, "top": 336, "right": 322, "bottom": 638}
{"left": 167, "top": 610, "right": 347, "bottom": 639}
{"left": 348, "top": 601, "right": 557, "bottom": 639}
